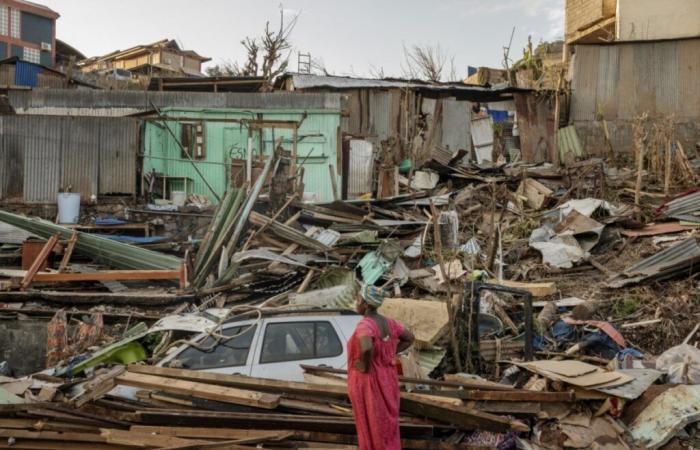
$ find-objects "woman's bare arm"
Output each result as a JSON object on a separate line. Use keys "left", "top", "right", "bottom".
{"left": 354, "top": 336, "right": 374, "bottom": 373}
{"left": 396, "top": 328, "right": 414, "bottom": 354}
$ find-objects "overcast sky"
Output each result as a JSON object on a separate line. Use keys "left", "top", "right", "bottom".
{"left": 40, "top": 0, "right": 564, "bottom": 79}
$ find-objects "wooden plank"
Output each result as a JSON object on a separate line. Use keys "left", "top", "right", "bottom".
{"left": 71, "top": 366, "right": 125, "bottom": 408}
{"left": 621, "top": 222, "right": 697, "bottom": 238}
{"left": 115, "top": 371, "right": 280, "bottom": 409}
{"left": 33, "top": 269, "right": 182, "bottom": 283}
{"left": 126, "top": 365, "right": 348, "bottom": 399}
{"left": 0, "top": 442, "right": 128, "bottom": 450}
{"left": 400, "top": 393, "right": 529, "bottom": 433}
{"left": 303, "top": 365, "right": 515, "bottom": 391}
{"left": 129, "top": 426, "right": 290, "bottom": 441}
{"left": 157, "top": 432, "right": 293, "bottom": 449}
{"left": 0, "top": 429, "right": 108, "bottom": 444}
{"left": 0, "top": 418, "right": 40, "bottom": 429}
{"left": 23, "top": 407, "right": 128, "bottom": 429}
{"left": 487, "top": 279, "right": 556, "bottom": 297}
{"left": 424, "top": 389, "right": 575, "bottom": 402}
{"left": 278, "top": 398, "right": 351, "bottom": 416}
{"left": 58, "top": 231, "right": 78, "bottom": 273}
{"left": 100, "top": 428, "right": 211, "bottom": 448}
{"left": 21, "top": 234, "right": 59, "bottom": 290}
{"left": 134, "top": 410, "right": 432, "bottom": 437}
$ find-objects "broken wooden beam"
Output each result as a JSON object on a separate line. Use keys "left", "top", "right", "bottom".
{"left": 58, "top": 231, "right": 78, "bottom": 273}
{"left": 21, "top": 234, "right": 59, "bottom": 290}
{"left": 115, "top": 371, "right": 280, "bottom": 409}
{"left": 126, "top": 365, "right": 348, "bottom": 399}
{"left": 31, "top": 269, "right": 183, "bottom": 284}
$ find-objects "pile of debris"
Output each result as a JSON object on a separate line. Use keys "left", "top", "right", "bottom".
{"left": 1, "top": 353, "right": 698, "bottom": 449}
{"left": 1, "top": 115, "right": 700, "bottom": 447}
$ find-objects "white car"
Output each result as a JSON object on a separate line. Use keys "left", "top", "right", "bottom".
{"left": 154, "top": 309, "right": 361, "bottom": 382}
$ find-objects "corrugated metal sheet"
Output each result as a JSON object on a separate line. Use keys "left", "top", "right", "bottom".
{"left": 0, "top": 222, "right": 36, "bottom": 244}
{"left": 99, "top": 119, "right": 138, "bottom": 194}
{"left": 0, "top": 65, "right": 14, "bottom": 86}
{"left": 282, "top": 73, "right": 528, "bottom": 100}
{"left": 14, "top": 61, "right": 42, "bottom": 88}
{"left": 0, "top": 116, "right": 140, "bottom": 203}
{"left": 346, "top": 139, "right": 373, "bottom": 199}
{"left": 8, "top": 90, "right": 342, "bottom": 117}
{"left": 629, "top": 384, "right": 700, "bottom": 449}
{"left": 557, "top": 125, "right": 585, "bottom": 163}
{"left": 62, "top": 116, "right": 98, "bottom": 197}
{"left": 660, "top": 191, "right": 700, "bottom": 220}
{"left": 572, "top": 38, "right": 700, "bottom": 122}
{"left": 368, "top": 90, "right": 392, "bottom": 140}
{"left": 441, "top": 97, "right": 471, "bottom": 153}
{"left": 608, "top": 238, "right": 700, "bottom": 287}
{"left": 471, "top": 116, "right": 493, "bottom": 147}
{"left": 22, "top": 116, "right": 60, "bottom": 203}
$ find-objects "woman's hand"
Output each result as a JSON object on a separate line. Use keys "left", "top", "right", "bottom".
{"left": 396, "top": 328, "right": 415, "bottom": 354}
{"left": 353, "top": 359, "right": 368, "bottom": 373}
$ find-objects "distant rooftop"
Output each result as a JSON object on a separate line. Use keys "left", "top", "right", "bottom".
{"left": 275, "top": 73, "right": 529, "bottom": 101}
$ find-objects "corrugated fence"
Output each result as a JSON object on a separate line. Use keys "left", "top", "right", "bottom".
{"left": 0, "top": 115, "right": 139, "bottom": 203}
{"left": 571, "top": 38, "right": 700, "bottom": 153}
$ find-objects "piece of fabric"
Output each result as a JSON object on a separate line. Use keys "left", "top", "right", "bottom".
{"left": 561, "top": 318, "right": 626, "bottom": 348}
{"left": 360, "top": 284, "right": 386, "bottom": 308}
{"left": 347, "top": 316, "right": 404, "bottom": 450}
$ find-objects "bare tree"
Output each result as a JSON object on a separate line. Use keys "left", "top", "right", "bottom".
{"left": 207, "top": 8, "right": 298, "bottom": 82}
{"left": 368, "top": 64, "right": 386, "bottom": 79}
{"left": 402, "top": 44, "right": 448, "bottom": 82}
{"left": 259, "top": 10, "right": 297, "bottom": 80}
{"left": 310, "top": 57, "right": 331, "bottom": 76}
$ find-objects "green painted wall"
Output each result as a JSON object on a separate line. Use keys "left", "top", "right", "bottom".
{"left": 143, "top": 107, "right": 341, "bottom": 203}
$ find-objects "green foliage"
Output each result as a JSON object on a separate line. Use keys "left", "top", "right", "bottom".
{"left": 613, "top": 298, "right": 640, "bottom": 317}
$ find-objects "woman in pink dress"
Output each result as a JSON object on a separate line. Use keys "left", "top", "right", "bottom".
{"left": 347, "top": 284, "right": 415, "bottom": 450}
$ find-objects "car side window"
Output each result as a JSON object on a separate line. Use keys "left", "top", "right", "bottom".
{"left": 260, "top": 321, "right": 343, "bottom": 364}
{"left": 170, "top": 324, "right": 256, "bottom": 370}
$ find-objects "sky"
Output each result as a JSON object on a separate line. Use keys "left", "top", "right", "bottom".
{"left": 40, "top": 0, "right": 564, "bottom": 79}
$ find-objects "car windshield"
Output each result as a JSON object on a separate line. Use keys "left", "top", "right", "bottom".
{"left": 169, "top": 324, "right": 256, "bottom": 370}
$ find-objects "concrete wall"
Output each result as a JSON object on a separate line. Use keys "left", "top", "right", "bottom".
{"left": 0, "top": 319, "right": 46, "bottom": 376}
{"left": 617, "top": 0, "right": 700, "bottom": 41}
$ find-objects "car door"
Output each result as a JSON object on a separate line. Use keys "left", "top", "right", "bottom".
{"left": 160, "top": 322, "right": 258, "bottom": 376}
{"left": 250, "top": 318, "right": 347, "bottom": 381}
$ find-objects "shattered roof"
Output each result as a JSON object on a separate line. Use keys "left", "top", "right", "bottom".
{"left": 276, "top": 72, "right": 530, "bottom": 101}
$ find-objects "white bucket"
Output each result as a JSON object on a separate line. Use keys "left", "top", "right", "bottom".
{"left": 57, "top": 193, "right": 81, "bottom": 224}
{"left": 171, "top": 191, "right": 187, "bottom": 207}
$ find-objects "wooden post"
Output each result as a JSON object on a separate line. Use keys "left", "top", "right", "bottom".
{"left": 246, "top": 132, "right": 253, "bottom": 192}
{"left": 664, "top": 136, "right": 672, "bottom": 195}
{"left": 291, "top": 126, "right": 298, "bottom": 177}
{"left": 553, "top": 68, "right": 565, "bottom": 166}
{"left": 429, "top": 201, "right": 462, "bottom": 373}
{"left": 328, "top": 164, "right": 339, "bottom": 201}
